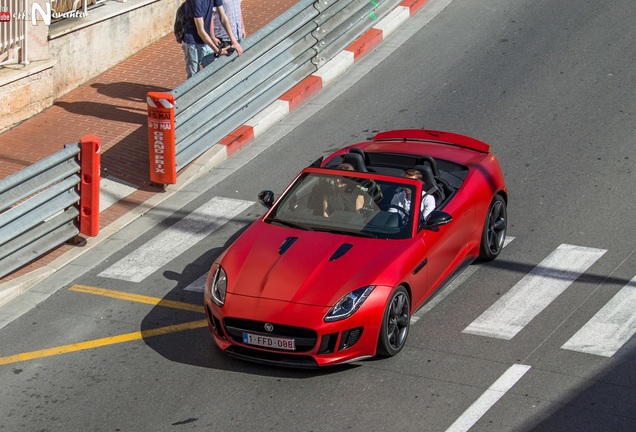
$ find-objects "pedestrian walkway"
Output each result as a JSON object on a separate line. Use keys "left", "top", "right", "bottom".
{"left": 0, "top": 0, "right": 298, "bottom": 284}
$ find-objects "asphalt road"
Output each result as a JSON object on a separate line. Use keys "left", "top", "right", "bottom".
{"left": 1, "top": 0, "right": 635, "bottom": 431}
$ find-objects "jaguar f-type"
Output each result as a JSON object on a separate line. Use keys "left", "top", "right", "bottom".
{"left": 203, "top": 129, "right": 508, "bottom": 367}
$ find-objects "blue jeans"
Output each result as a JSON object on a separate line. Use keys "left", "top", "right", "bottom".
{"left": 182, "top": 43, "right": 215, "bottom": 78}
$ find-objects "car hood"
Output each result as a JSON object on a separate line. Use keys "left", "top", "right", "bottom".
{"left": 221, "top": 222, "right": 414, "bottom": 307}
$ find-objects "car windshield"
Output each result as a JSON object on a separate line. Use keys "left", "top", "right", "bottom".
{"left": 266, "top": 172, "right": 418, "bottom": 239}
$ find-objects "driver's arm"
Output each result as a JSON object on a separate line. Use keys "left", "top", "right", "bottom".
{"left": 355, "top": 194, "right": 365, "bottom": 212}
{"left": 322, "top": 196, "right": 329, "bottom": 217}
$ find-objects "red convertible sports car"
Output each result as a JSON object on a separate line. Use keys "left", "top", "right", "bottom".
{"left": 204, "top": 129, "right": 507, "bottom": 367}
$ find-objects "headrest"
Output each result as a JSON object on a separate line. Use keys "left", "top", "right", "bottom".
{"left": 342, "top": 152, "right": 368, "bottom": 172}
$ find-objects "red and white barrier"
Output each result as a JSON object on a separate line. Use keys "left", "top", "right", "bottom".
{"left": 147, "top": 92, "right": 177, "bottom": 185}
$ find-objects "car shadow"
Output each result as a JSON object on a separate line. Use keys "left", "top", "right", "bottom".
{"left": 138, "top": 215, "right": 358, "bottom": 377}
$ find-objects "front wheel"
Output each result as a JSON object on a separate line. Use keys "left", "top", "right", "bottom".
{"left": 377, "top": 286, "right": 410, "bottom": 357}
{"left": 479, "top": 195, "right": 507, "bottom": 261}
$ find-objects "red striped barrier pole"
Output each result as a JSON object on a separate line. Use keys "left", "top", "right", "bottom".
{"left": 147, "top": 92, "right": 177, "bottom": 185}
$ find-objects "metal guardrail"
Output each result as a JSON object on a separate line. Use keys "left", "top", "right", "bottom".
{"left": 0, "top": 136, "right": 100, "bottom": 279}
{"left": 171, "top": 0, "right": 400, "bottom": 171}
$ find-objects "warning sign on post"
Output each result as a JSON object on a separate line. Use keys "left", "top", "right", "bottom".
{"left": 147, "top": 92, "right": 177, "bottom": 185}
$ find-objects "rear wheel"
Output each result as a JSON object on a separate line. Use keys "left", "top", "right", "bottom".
{"left": 479, "top": 195, "right": 507, "bottom": 261}
{"left": 377, "top": 286, "right": 410, "bottom": 357}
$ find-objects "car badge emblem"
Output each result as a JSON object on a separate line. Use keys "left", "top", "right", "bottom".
{"left": 264, "top": 323, "right": 274, "bottom": 332}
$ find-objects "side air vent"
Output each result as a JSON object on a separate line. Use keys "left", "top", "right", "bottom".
{"left": 279, "top": 236, "right": 298, "bottom": 255}
{"left": 329, "top": 243, "right": 353, "bottom": 261}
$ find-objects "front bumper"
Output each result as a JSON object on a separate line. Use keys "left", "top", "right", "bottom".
{"left": 204, "top": 287, "right": 391, "bottom": 367}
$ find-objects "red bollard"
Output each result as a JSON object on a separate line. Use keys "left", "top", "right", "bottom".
{"left": 79, "top": 135, "right": 101, "bottom": 237}
{"left": 147, "top": 92, "right": 177, "bottom": 185}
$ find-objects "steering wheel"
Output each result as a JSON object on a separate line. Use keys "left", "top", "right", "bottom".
{"left": 381, "top": 204, "right": 409, "bottom": 223}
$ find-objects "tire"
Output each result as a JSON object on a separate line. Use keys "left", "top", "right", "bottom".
{"left": 479, "top": 195, "right": 507, "bottom": 261}
{"left": 377, "top": 286, "right": 410, "bottom": 357}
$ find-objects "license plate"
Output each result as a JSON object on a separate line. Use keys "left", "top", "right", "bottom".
{"left": 242, "top": 332, "right": 296, "bottom": 351}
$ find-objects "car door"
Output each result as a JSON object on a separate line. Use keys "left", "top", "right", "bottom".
{"left": 416, "top": 187, "right": 475, "bottom": 299}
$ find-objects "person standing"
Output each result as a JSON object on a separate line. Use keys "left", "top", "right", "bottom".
{"left": 212, "top": 0, "right": 246, "bottom": 53}
{"left": 181, "top": 0, "right": 243, "bottom": 78}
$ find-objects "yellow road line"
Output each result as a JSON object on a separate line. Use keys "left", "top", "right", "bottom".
{"left": 0, "top": 285, "right": 209, "bottom": 366}
{"left": 69, "top": 284, "right": 205, "bottom": 313}
{"left": 0, "top": 320, "right": 208, "bottom": 366}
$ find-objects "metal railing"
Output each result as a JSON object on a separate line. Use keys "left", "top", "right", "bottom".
{"left": 0, "top": 0, "right": 28, "bottom": 66}
{"left": 171, "top": 0, "right": 400, "bottom": 171}
{"left": 0, "top": 136, "right": 100, "bottom": 279}
{"left": 0, "top": 0, "right": 107, "bottom": 66}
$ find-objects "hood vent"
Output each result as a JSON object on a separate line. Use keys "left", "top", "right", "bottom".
{"left": 329, "top": 243, "right": 353, "bottom": 261}
{"left": 279, "top": 236, "right": 298, "bottom": 255}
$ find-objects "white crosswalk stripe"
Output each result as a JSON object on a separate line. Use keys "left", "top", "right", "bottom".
{"left": 561, "top": 275, "right": 636, "bottom": 357}
{"left": 98, "top": 197, "right": 253, "bottom": 282}
{"left": 445, "top": 364, "right": 532, "bottom": 432}
{"left": 463, "top": 244, "right": 607, "bottom": 340}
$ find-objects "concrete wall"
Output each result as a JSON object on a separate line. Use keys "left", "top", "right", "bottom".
{"left": 0, "top": 0, "right": 181, "bottom": 133}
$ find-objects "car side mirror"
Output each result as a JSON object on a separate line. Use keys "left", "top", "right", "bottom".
{"left": 420, "top": 210, "right": 452, "bottom": 230}
{"left": 258, "top": 190, "right": 275, "bottom": 209}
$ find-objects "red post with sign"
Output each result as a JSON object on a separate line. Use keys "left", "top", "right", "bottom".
{"left": 79, "top": 135, "right": 101, "bottom": 237}
{"left": 147, "top": 92, "right": 177, "bottom": 185}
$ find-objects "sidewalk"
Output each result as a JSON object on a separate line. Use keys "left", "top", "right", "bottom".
{"left": 0, "top": 0, "right": 299, "bottom": 284}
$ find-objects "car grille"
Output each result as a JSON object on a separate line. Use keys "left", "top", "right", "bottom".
{"left": 223, "top": 318, "right": 317, "bottom": 353}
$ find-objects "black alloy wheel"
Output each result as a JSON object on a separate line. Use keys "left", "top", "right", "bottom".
{"left": 479, "top": 194, "right": 507, "bottom": 261}
{"left": 377, "top": 286, "right": 410, "bottom": 357}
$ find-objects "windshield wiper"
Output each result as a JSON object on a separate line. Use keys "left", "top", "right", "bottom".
{"left": 266, "top": 217, "right": 311, "bottom": 231}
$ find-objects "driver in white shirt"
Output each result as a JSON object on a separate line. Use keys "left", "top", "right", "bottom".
{"left": 390, "top": 169, "right": 436, "bottom": 221}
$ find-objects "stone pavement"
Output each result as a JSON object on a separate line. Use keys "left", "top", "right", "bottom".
{"left": 0, "top": 0, "right": 299, "bottom": 286}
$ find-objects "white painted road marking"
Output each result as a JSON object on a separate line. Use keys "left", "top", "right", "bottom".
{"left": 98, "top": 197, "right": 253, "bottom": 283}
{"left": 445, "top": 364, "right": 531, "bottom": 432}
{"left": 561, "top": 275, "right": 636, "bottom": 357}
{"left": 463, "top": 244, "right": 607, "bottom": 340}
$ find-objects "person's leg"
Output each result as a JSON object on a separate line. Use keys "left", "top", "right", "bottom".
{"left": 200, "top": 44, "right": 216, "bottom": 68}
{"left": 182, "top": 43, "right": 199, "bottom": 78}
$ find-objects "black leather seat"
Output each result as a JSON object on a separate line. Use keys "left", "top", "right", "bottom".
{"left": 342, "top": 152, "right": 368, "bottom": 172}
{"left": 414, "top": 164, "right": 444, "bottom": 205}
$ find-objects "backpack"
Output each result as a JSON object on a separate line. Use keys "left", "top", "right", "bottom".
{"left": 174, "top": 2, "right": 187, "bottom": 43}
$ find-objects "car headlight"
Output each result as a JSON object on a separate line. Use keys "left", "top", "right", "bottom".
{"left": 207, "top": 264, "right": 227, "bottom": 306}
{"left": 324, "top": 286, "right": 375, "bottom": 322}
